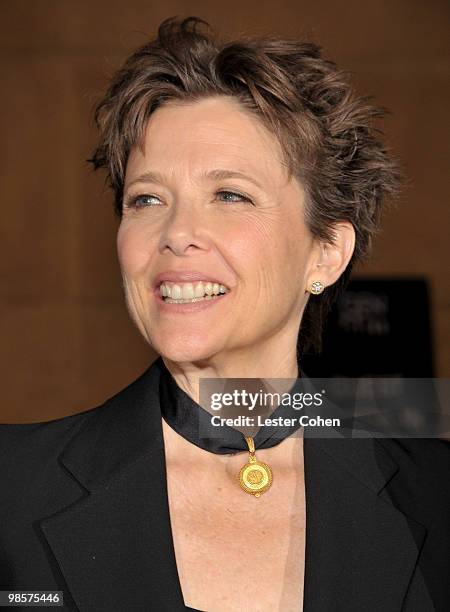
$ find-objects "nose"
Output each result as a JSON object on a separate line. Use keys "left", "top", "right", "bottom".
{"left": 158, "top": 201, "right": 209, "bottom": 256}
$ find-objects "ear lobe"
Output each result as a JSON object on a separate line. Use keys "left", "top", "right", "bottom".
{"left": 308, "top": 222, "right": 355, "bottom": 290}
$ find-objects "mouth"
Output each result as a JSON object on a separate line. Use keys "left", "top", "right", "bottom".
{"left": 155, "top": 280, "right": 230, "bottom": 304}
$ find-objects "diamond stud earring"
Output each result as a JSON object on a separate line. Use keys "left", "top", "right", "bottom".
{"left": 309, "top": 280, "right": 325, "bottom": 295}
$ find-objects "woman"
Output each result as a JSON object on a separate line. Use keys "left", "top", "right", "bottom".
{"left": 1, "top": 16, "right": 449, "bottom": 612}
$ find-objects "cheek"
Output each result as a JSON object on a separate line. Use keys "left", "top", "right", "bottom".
{"left": 249, "top": 214, "right": 308, "bottom": 275}
{"left": 283, "top": 213, "right": 313, "bottom": 271}
{"left": 117, "top": 223, "right": 152, "bottom": 277}
{"left": 258, "top": 217, "right": 313, "bottom": 304}
{"left": 285, "top": 231, "right": 311, "bottom": 272}
{"left": 224, "top": 214, "right": 302, "bottom": 293}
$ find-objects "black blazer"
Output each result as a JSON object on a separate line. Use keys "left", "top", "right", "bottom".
{"left": 1, "top": 357, "right": 449, "bottom": 611}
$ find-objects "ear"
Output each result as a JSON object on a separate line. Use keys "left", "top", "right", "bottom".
{"left": 306, "top": 221, "right": 355, "bottom": 292}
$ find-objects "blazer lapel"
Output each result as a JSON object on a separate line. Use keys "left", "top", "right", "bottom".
{"left": 40, "top": 358, "right": 188, "bottom": 611}
{"left": 40, "top": 358, "right": 432, "bottom": 611}
{"left": 303, "top": 435, "right": 431, "bottom": 611}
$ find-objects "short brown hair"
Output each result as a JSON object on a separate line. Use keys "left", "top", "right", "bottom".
{"left": 89, "top": 16, "right": 401, "bottom": 354}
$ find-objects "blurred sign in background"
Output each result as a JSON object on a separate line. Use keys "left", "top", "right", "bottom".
{"left": 302, "top": 278, "right": 435, "bottom": 378}
{"left": 301, "top": 278, "right": 444, "bottom": 437}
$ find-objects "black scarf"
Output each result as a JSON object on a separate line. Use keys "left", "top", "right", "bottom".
{"left": 158, "top": 356, "right": 312, "bottom": 454}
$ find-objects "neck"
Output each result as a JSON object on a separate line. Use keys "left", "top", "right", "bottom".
{"left": 162, "top": 416, "right": 304, "bottom": 477}
{"left": 162, "top": 342, "right": 300, "bottom": 405}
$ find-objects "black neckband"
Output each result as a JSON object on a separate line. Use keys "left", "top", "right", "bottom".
{"left": 158, "top": 356, "right": 309, "bottom": 454}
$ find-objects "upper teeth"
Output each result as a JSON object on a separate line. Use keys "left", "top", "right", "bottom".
{"left": 159, "top": 281, "right": 229, "bottom": 299}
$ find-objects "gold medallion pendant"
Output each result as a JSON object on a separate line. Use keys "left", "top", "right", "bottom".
{"left": 238, "top": 436, "right": 273, "bottom": 498}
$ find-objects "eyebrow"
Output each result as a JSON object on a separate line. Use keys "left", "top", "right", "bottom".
{"left": 124, "top": 168, "right": 264, "bottom": 192}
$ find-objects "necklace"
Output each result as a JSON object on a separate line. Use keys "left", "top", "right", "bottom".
{"left": 158, "top": 356, "right": 306, "bottom": 497}
{"left": 238, "top": 436, "right": 273, "bottom": 497}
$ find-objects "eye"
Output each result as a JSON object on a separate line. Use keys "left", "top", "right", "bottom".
{"left": 215, "top": 190, "right": 253, "bottom": 204}
{"left": 124, "top": 194, "right": 162, "bottom": 209}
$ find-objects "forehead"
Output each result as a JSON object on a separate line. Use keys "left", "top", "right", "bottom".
{"left": 126, "top": 96, "right": 288, "bottom": 184}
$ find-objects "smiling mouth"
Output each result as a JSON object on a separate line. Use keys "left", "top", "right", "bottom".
{"left": 158, "top": 280, "right": 230, "bottom": 303}
{"left": 163, "top": 294, "right": 224, "bottom": 304}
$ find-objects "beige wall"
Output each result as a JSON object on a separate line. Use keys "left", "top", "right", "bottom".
{"left": 1, "top": 0, "right": 448, "bottom": 422}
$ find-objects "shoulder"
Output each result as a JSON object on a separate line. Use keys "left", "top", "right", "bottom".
{"left": 376, "top": 437, "right": 450, "bottom": 526}
{"left": 0, "top": 359, "right": 162, "bottom": 536}
{"left": 376, "top": 437, "right": 450, "bottom": 478}
{"left": 0, "top": 411, "right": 89, "bottom": 468}
{"left": 0, "top": 359, "right": 161, "bottom": 466}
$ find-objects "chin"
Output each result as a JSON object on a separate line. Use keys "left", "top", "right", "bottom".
{"left": 152, "top": 336, "right": 222, "bottom": 365}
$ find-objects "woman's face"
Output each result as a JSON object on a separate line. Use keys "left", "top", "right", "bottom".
{"left": 118, "top": 96, "right": 319, "bottom": 364}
